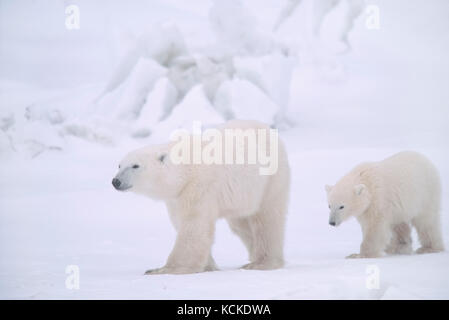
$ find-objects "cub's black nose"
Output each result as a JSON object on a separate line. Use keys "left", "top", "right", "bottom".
{"left": 112, "top": 178, "right": 121, "bottom": 189}
{"left": 329, "top": 221, "right": 336, "bottom": 226}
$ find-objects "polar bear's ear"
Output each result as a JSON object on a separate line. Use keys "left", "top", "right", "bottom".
{"left": 325, "top": 185, "right": 332, "bottom": 193}
{"left": 354, "top": 184, "right": 366, "bottom": 195}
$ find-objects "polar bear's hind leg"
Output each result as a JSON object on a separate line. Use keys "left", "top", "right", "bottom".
{"left": 227, "top": 217, "right": 255, "bottom": 261}
{"left": 242, "top": 204, "right": 286, "bottom": 270}
{"left": 204, "top": 254, "right": 219, "bottom": 272}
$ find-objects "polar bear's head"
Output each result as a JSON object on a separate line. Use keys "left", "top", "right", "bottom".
{"left": 325, "top": 181, "right": 371, "bottom": 227}
{"left": 112, "top": 144, "right": 189, "bottom": 200}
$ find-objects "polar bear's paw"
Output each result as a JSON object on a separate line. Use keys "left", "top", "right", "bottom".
{"left": 385, "top": 244, "right": 413, "bottom": 255}
{"left": 346, "top": 252, "right": 384, "bottom": 259}
{"left": 204, "top": 263, "right": 219, "bottom": 272}
{"left": 144, "top": 266, "right": 201, "bottom": 275}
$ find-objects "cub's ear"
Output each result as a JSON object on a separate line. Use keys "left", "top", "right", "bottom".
{"left": 325, "top": 185, "right": 333, "bottom": 193}
{"left": 354, "top": 184, "right": 366, "bottom": 195}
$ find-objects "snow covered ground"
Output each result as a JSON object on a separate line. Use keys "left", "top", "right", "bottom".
{"left": 0, "top": 0, "right": 448, "bottom": 299}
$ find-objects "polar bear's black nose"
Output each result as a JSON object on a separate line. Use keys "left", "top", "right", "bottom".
{"left": 112, "top": 178, "right": 121, "bottom": 189}
{"left": 329, "top": 221, "right": 336, "bottom": 226}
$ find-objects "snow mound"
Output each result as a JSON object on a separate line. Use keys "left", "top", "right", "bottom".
{"left": 214, "top": 78, "right": 278, "bottom": 124}
{"left": 112, "top": 58, "right": 166, "bottom": 120}
{"left": 150, "top": 84, "right": 224, "bottom": 143}
{"left": 209, "top": 0, "right": 274, "bottom": 55}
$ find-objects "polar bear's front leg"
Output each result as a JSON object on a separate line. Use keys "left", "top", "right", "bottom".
{"left": 347, "top": 222, "right": 390, "bottom": 259}
{"left": 145, "top": 213, "right": 216, "bottom": 275}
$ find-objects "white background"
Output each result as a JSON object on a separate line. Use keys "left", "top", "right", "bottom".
{"left": 0, "top": 0, "right": 448, "bottom": 299}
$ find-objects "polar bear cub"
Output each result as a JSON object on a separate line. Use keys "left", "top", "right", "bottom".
{"left": 325, "top": 151, "right": 444, "bottom": 258}
{"left": 112, "top": 120, "right": 290, "bottom": 274}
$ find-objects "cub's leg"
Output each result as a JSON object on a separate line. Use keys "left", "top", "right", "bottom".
{"left": 385, "top": 223, "right": 413, "bottom": 255}
{"left": 347, "top": 221, "right": 390, "bottom": 258}
{"left": 413, "top": 211, "right": 444, "bottom": 254}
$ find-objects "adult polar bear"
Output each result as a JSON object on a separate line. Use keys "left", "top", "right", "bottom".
{"left": 113, "top": 120, "right": 290, "bottom": 274}
{"left": 326, "top": 151, "right": 444, "bottom": 258}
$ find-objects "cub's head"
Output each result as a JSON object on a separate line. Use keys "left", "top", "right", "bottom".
{"left": 325, "top": 181, "right": 371, "bottom": 227}
{"left": 112, "top": 144, "right": 189, "bottom": 200}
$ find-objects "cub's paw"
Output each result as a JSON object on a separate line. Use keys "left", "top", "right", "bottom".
{"left": 416, "top": 247, "right": 443, "bottom": 254}
{"left": 241, "top": 260, "right": 283, "bottom": 270}
{"left": 346, "top": 253, "right": 362, "bottom": 259}
{"left": 144, "top": 267, "right": 169, "bottom": 275}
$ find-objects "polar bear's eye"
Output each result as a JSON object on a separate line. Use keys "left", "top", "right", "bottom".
{"left": 328, "top": 205, "right": 330, "bottom": 209}
{"left": 339, "top": 205, "right": 344, "bottom": 210}
{"left": 132, "top": 164, "right": 140, "bottom": 169}
{"left": 159, "top": 154, "right": 166, "bottom": 163}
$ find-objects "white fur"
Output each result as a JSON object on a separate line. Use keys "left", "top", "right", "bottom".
{"left": 114, "top": 120, "right": 290, "bottom": 274}
{"left": 326, "top": 151, "right": 444, "bottom": 258}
